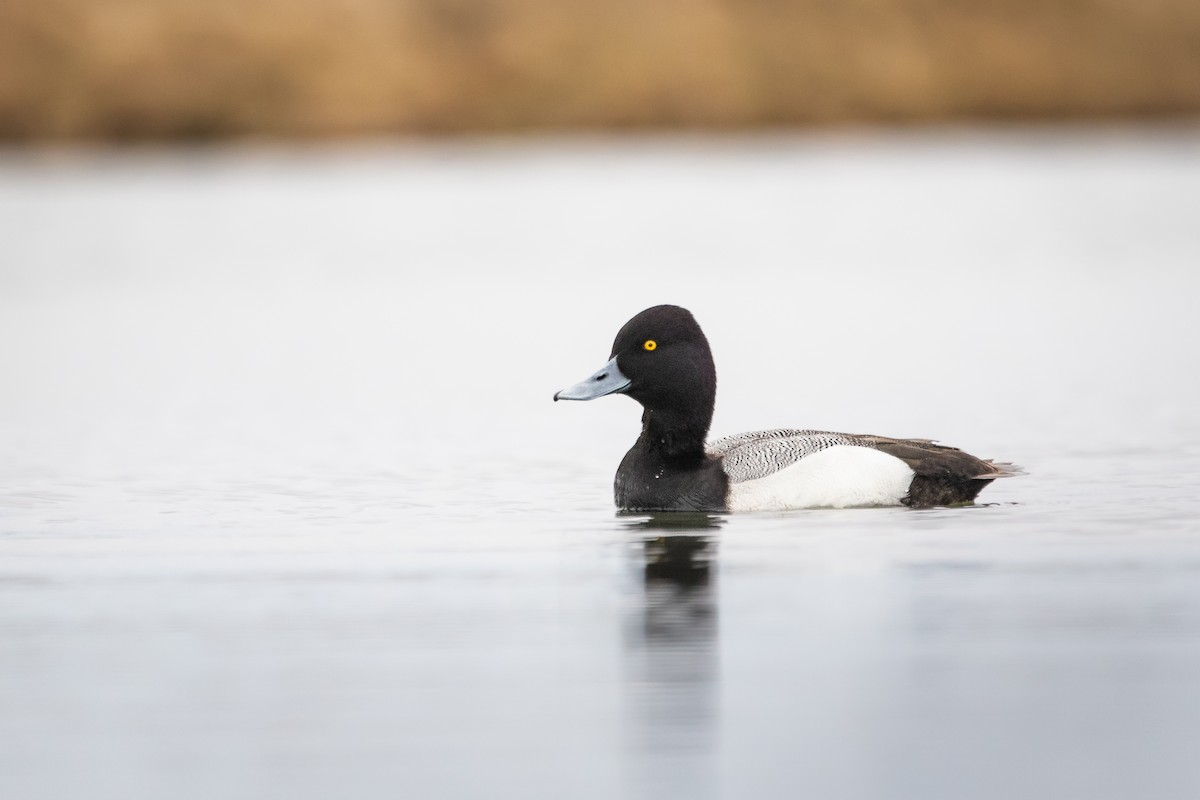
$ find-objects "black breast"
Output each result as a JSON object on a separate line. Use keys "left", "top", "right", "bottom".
{"left": 614, "top": 444, "right": 729, "bottom": 512}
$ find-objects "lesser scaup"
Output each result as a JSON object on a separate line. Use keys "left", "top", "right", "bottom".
{"left": 554, "top": 305, "right": 1021, "bottom": 511}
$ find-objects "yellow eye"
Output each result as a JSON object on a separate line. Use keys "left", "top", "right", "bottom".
{"left": 643, "top": 340, "right": 657, "bottom": 351}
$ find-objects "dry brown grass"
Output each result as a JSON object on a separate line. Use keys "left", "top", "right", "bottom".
{"left": 2, "top": 0, "right": 1199, "bottom": 141}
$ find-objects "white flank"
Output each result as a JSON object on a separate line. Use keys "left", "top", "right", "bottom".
{"left": 725, "top": 445, "right": 915, "bottom": 511}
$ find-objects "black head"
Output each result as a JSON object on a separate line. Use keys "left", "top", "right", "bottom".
{"left": 554, "top": 305, "right": 718, "bottom": 456}
{"left": 608, "top": 305, "right": 717, "bottom": 416}
{"left": 555, "top": 304, "right": 722, "bottom": 478}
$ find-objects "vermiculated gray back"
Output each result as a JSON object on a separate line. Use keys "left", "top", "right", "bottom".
{"left": 709, "top": 429, "right": 871, "bottom": 483}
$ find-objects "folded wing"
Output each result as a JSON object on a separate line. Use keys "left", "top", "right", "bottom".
{"left": 708, "top": 429, "right": 1022, "bottom": 507}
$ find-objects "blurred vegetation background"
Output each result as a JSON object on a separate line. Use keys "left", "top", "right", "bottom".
{"left": 2, "top": 0, "right": 1198, "bottom": 141}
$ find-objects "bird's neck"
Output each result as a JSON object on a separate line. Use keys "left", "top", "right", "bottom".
{"left": 639, "top": 404, "right": 712, "bottom": 461}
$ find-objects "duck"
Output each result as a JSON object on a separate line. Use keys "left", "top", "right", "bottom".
{"left": 554, "top": 304, "right": 1021, "bottom": 511}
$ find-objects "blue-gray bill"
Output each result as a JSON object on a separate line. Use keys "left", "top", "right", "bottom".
{"left": 554, "top": 357, "right": 631, "bottom": 401}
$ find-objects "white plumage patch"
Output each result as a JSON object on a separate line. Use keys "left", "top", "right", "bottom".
{"left": 724, "top": 445, "right": 915, "bottom": 511}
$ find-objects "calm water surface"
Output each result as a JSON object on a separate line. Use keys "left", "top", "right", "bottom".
{"left": 2, "top": 128, "right": 1199, "bottom": 799}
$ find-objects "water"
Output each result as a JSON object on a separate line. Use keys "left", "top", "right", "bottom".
{"left": 2, "top": 127, "right": 1199, "bottom": 800}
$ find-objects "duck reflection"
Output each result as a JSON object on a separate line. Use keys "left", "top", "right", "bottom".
{"left": 644, "top": 534, "right": 713, "bottom": 587}
{"left": 622, "top": 513, "right": 721, "bottom": 793}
